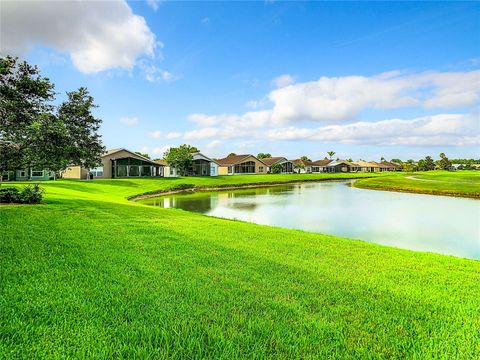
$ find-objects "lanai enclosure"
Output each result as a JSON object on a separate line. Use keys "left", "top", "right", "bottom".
{"left": 62, "top": 148, "right": 164, "bottom": 180}
{"left": 261, "top": 157, "right": 294, "bottom": 173}
{"left": 158, "top": 152, "right": 219, "bottom": 177}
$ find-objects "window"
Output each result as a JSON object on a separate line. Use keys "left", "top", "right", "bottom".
{"left": 234, "top": 161, "right": 255, "bottom": 174}
{"left": 19, "top": 170, "right": 26, "bottom": 177}
{"left": 259, "top": 166, "right": 264, "bottom": 173}
{"left": 170, "top": 167, "right": 174, "bottom": 175}
{"left": 31, "top": 170, "right": 43, "bottom": 177}
{"left": 90, "top": 166, "right": 103, "bottom": 177}
{"left": 228, "top": 166, "right": 233, "bottom": 174}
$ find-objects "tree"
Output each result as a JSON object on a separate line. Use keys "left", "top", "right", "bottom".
{"left": 300, "top": 155, "right": 311, "bottom": 162}
{"left": 270, "top": 163, "right": 282, "bottom": 174}
{"left": 228, "top": 152, "right": 237, "bottom": 157}
{"left": 438, "top": 152, "right": 452, "bottom": 170}
{"left": 1, "top": 56, "right": 55, "bottom": 174}
{"left": 135, "top": 152, "right": 150, "bottom": 159}
{"left": 0, "top": 57, "right": 104, "bottom": 176}
{"left": 327, "top": 151, "right": 335, "bottom": 159}
{"left": 418, "top": 156, "right": 435, "bottom": 171}
{"left": 391, "top": 158, "right": 402, "bottom": 164}
{"left": 257, "top": 153, "right": 271, "bottom": 159}
{"left": 164, "top": 144, "right": 197, "bottom": 176}
{"left": 380, "top": 157, "right": 386, "bottom": 162}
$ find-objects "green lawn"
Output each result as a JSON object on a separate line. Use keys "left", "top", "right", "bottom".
{"left": 1, "top": 173, "right": 479, "bottom": 358}
{"left": 354, "top": 170, "right": 480, "bottom": 198}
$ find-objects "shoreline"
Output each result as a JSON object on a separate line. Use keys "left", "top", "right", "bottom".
{"left": 352, "top": 181, "right": 480, "bottom": 199}
{"left": 129, "top": 177, "right": 359, "bottom": 201}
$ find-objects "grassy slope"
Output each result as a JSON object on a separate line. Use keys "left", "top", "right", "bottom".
{"left": 354, "top": 170, "right": 480, "bottom": 198}
{"left": 1, "top": 173, "right": 479, "bottom": 358}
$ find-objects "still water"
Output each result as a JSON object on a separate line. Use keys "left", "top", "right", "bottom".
{"left": 141, "top": 181, "right": 480, "bottom": 259}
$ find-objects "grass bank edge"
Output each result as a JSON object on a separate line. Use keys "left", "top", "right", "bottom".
{"left": 353, "top": 171, "right": 480, "bottom": 199}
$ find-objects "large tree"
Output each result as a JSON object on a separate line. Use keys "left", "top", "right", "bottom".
{"left": 438, "top": 152, "right": 452, "bottom": 170}
{"left": 0, "top": 56, "right": 104, "bottom": 175}
{"left": 257, "top": 153, "right": 271, "bottom": 159}
{"left": 164, "top": 144, "right": 199, "bottom": 176}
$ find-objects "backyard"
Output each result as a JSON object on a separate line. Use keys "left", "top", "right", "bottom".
{"left": 1, "top": 171, "right": 479, "bottom": 358}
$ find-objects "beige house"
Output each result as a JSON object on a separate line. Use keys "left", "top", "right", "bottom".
{"left": 261, "top": 157, "right": 294, "bottom": 173}
{"left": 216, "top": 154, "right": 267, "bottom": 175}
{"left": 62, "top": 148, "right": 164, "bottom": 179}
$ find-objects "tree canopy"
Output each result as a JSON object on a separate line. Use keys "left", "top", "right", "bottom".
{"left": 257, "top": 153, "right": 271, "bottom": 159}
{"left": 163, "top": 144, "right": 199, "bottom": 176}
{"left": 0, "top": 56, "right": 104, "bottom": 175}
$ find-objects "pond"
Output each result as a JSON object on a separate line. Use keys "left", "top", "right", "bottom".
{"left": 141, "top": 181, "right": 480, "bottom": 260}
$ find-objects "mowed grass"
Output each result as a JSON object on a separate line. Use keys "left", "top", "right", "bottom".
{"left": 1, "top": 173, "right": 479, "bottom": 358}
{"left": 354, "top": 170, "right": 480, "bottom": 198}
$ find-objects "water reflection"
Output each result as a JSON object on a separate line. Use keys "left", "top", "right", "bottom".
{"left": 141, "top": 181, "right": 480, "bottom": 259}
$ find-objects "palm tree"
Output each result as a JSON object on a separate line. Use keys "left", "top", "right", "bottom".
{"left": 327, "top": 151, "right": 335, "bottom": 159}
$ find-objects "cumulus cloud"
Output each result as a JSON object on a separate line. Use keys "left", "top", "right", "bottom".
{"left": 268, "top": 70, "right": 480, "bottom": 124}
{"left": 1, "top": 0, "right": 157, "bottom": 73}
{"left": 272, "top": 74, "right": 296, "bottom": 88}
{"left": 120, "top": 116, "right": 139, "bottom": 126}
{"left": 140, "top": 63, "right": 177, "bottom": 83}
{"left": 181, "top": 112, "right": 480, "bottom": 146}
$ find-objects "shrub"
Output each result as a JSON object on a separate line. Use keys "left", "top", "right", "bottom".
{"left": 0, "top": 187, "right": 20, "bottom": 203}
{"left": 19, "top": 184, "right": 44, "bottom": 204}
{"left": 270, "top": 164, "right": 283, "bottom": 174}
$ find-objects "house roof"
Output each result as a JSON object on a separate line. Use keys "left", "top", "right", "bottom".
{"left": 352, "top": 160, "right": 379, "bottom": 167}
{"left": 312, "top": 159, "right": 332, "bottom": 166}
{"left": 326, "top": 160, "right": 355, "bottom": 167}
{"left": 261, "top": 157, "right": 288, "bottom": 166}
{"left": 379, "top": 161, "right": 401, "bottom": 168}
{"left": 154, "top": 159, "right": 167, "bottom": 166}
{"left": 291, "top": 159, "right": 314, "bottom": 166}
{"left": 103, "top": 148, "right": 161, "bottom": 166}
{"left": 192, "top": 152, "right": 220, "bottom": 165}
{"left": 217, "top": 154, "right": 265, "bottom": 166}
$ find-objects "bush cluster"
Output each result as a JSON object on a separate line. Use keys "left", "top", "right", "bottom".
{"left": 0, "top": 184, "right": 44, "bottom": 204}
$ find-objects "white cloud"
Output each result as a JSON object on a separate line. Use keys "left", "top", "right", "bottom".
{"left": 180, "top": 112, "right": 480, "bottom": 147}
{"left": 267, "top": 70, "right": 480, "bottom": 124}
{"left": 120, "top": 116, "right": 139, "bottom": 126}
{"left": 272, "top": 74, "right": 296, "bottom": 88}
{"left": 148, "top": 131, "right": 182, "bottom": 139}
{"left": 146, "top": 0, "right": 161, "bottom": 11}
{"left": 1, "top": 0, "right": 157, "bottom": 73}
{"left": 140, "top": 62, "right": 177, "bottom": 83}
{"left": 166, "top": 132, "right": 182, "bottom": 139}
{"left": 141, "top": 145, "right": 172, "bottom": 157}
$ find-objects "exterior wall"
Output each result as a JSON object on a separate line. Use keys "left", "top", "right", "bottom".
{"left": 62, "top": 166, "right": 89, "bottom": 180}
{"left": 218, "top": 166, "right": 229, "bottom": 175}
{"left": 221, "top": 156, "right": 267, "bottom": 175}
{"left": 210, "top": 163, "right": 218, "bottom": 176}
{"left": 163, "top": 166, "right": 178, "bottom": 177}
{"left": 29, "top": 169, "right": 53, "bottom": 180}
{"left": 102, "top": 150, "right": 157, "bottom": 179}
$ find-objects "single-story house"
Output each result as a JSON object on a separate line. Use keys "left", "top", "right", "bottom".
{"left": 217, "top": 154, "right": 267, "bottom": 175}
{"left": 261, "top": 157, "right": 294, "bottom": 173}
{"left": 325, "top": 160, "right": 355, "bottom": 173}
{"left": 62, "top": 148, "right": 164, "bottom": 179}
{"left": 311, "top": 159, "right": 332, "bottom": 173}
{"left": 350, "top": 160, "right": 380, "bottom": 172}
{"left": 159, "top": 152, "right": 219, "bottom": 177}
{"left": 291, "top": 159, "right": 315, "bottom": 173}
{"left": 1, "top": 169, "right": 55, "bottom": 181}
{"left": 378, "top": 161, "right": 402, "bottom": 171}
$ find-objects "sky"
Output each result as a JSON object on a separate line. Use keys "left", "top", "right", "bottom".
{"left": 1, "top": 0, "right": 479, "bottom": 161}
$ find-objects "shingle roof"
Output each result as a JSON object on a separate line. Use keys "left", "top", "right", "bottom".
{"left": 155, "top": 160, "right": 167, "bottom": 166}
{"left": 312, "top": 159, "right": 332, "bottom": 166}
{"left": 379, "top": 161, "right": 401, "bottom": 168}
{"left": 261, "top": 157, "right": 287, "bottom": 166}
{"left": 326, "top": 160, "right": 355, "bottom": 167}
{"left": 217, "top": 154, "right": 264, "bottom": 166}
{"left": 351, "top": 160, "right": 379, "bottom": 167}
{"left": 291, "top": 159, "right": 314, "bottom": 166}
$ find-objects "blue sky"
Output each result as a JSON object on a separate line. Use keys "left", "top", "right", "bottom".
{"left": 2, "top": 0, "right": 479, "bottom": 160}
